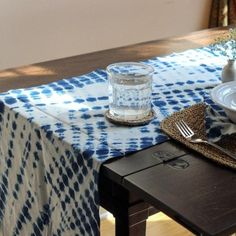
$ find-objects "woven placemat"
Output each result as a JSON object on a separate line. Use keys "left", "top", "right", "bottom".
{"left": 160, "top": 103, "right": 236, "bottom": 170}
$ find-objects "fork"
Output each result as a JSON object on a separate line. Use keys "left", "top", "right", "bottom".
{"left": 176, "top": 120, "right": 236, "bottom": 161}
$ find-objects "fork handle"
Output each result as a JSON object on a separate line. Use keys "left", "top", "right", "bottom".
{"left": 202, "top": 140, "right": 236, "bottom": 161}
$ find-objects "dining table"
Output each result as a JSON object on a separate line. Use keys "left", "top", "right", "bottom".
{"left": 1, "top": 26, "right": 236, "bottom": 236}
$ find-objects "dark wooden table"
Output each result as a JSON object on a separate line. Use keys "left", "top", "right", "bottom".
{"left": 1, "top": 26, "right": 236, "bottom": 236}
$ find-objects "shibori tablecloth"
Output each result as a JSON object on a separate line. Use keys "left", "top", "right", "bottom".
{"left": 0, "top": 47, "right": 226, "bottom": 235}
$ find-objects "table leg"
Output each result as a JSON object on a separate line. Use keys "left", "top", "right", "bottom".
{"left": 114, "top": 202, "right": 149, "bottom": 236}
{"left": 99, "top": 175, "right": 158, "bottom": 236}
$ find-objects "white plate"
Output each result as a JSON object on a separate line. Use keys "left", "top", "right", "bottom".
{"left": 211, "top": 81, "right": 236, "bottom": 123}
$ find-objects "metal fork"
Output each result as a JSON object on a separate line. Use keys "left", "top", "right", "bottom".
{"left": 176, "top": 120, "right": 236, "bottom": 161}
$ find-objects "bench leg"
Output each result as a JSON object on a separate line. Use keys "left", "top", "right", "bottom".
{"left": 115, "top": 203, "right": 149, "bottom": 236}
{"left": 99, "top": 174, "right": 158, "bottom": 236}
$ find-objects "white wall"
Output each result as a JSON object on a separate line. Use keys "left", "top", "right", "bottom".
{"left": 0, "top": 0, "right": 212, "bottom": 70}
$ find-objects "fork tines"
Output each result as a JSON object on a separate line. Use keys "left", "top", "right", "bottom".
{"left": 175, "top": 120, "right": 193, "bottom": 138}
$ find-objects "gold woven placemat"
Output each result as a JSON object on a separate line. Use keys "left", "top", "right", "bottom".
{"left": 160, "top": 103, "right": 236, "bottom": 170}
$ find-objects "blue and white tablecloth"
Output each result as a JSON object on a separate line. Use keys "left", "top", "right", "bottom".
{"left": 0, "top": 47, "right": 227, "bottom": 235}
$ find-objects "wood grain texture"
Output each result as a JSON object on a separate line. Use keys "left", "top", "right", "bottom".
{"left": 101, "top": 141, "right": 188, "bottom": 183}
{"left": 0, "top": 27, "right": 228, "bottom": 92}
{"left": 124, "top": 154, "right": 236, "bottom": 236}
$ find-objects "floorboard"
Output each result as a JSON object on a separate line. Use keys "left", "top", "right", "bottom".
{"left": 101, "top": 212, "right": 194, "bottom": 236}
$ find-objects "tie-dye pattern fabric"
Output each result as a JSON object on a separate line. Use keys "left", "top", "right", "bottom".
{"left": 205, "top": 95, "right": 236, "bottom": 142}
{"left": 0, "top": 47, "right": 228, "bottom": 235}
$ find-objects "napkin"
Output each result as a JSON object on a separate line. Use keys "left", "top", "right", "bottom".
{"left": 204, "top": 95, "right": 236, "bottom": 142}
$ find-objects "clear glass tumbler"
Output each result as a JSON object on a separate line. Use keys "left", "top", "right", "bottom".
{"left": 107, "top": 62, "right": 154, "bottom": 121}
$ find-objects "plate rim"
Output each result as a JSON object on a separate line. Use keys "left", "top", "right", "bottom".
{"left": 211, "top": 81, "right": 236, "bottom": 112}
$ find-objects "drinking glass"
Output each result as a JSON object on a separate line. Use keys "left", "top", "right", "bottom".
{"left": 107, "top": 62, "right": 154, "bottom": 121}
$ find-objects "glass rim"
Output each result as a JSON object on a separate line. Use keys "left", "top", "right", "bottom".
{"left": 106, "top": 62, "right": 154, "bottom": 77}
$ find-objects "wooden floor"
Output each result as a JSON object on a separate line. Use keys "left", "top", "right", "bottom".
{"left": 101, "top": 212, "right": 194, "bottom": 236}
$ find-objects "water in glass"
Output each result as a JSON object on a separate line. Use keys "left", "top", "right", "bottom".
{"left": 107, "top": 62, "right": 153, "bottom": 121}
